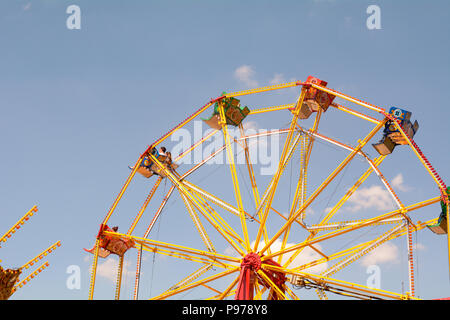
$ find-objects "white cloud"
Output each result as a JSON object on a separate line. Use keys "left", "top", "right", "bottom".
{"left": 269, "top": 73, "right": 286, "bottom": 85}
{"left": 413, "top": 243, "right": 426, "bottom": 251}
{"left": 93, "top": 257, "right": 134, "bottom": 282}
{"left": 361, "top": 242, "right": 400, "bottom": 267}
{"left": 391, "top": 173, "right": 411, "bottom": 192}
{"left": 347, "top": 185, "right": 396, "bottom": 212}
{"left": 234, "top": 65, "right": 258, "bottom": 87}
{"left": 23, "top": 2, "right": 31, "bottom": 11}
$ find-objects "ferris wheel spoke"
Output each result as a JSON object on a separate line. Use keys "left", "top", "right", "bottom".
{"left": 148, "top": 153, "right": 246, "bottom": 255}
{"left": 248, "top": 103, "right": 295, "bottom": 115}
{"left": 127, "top": 177, "right": 163, "bottom": 235}
{"left": 150, "top": 267, "right": 240, "bottom": 300}
{"left": 264, "top": 195, "right": 441, "bottom": 264}
{"left": 281, "top": 154, "right": 386, "bottom": 267}
{"left": 166, "top": 263, "right": 214, "bottom": 293}
{"left": 321, "top": 221, "right": 407, "bottom": 278}
{"left": 319, "top": 155, "right": 386, "bottom": 228}
{"left": 238, "top": 123, "right": 261, "bottom": 209}
{"left": 273, "top": 265, "right": 415, "bottom": 300}
{"left": 102, "top": 156, "right": 143, "bottom": 226}
{"left": 330, "top": 102, "right": 382, "bottom": 125}
{"left": 179, "top": 192, "right": 216, "bottom": 253}
{"left": 292, "top": 216, "right": 439, "bottom": 274}
{"left": 216, "top": 273, "right": 241, "bottom": 300}
{"left": 183, "top": 180, "right": 240, "bottom": 218}
{"left": 139, "top": 244, "right": 233, "bottom": 269}
{"left": 310, "top": 83, "right": 385, "bottom": 114}
{"left": 219, "top": 102, "right": 251, "bottom": 252}
{"left": 179, "top": 183, "right": 247, "bottom": 250}
{"left": 225, "top": 81, "right": 303, "bottom": 99}
{"left": 254, "top": 87, "right": 309, "bottom": 252}
{"left": 257, "top": 268, "right": 287, "bottom": 300}
{"left": 278, "top": 110, "right": 323, "bottom": 264}
{"left": 142, "top": 185, "right": 176, "bottom": 238}
{"left": 259, "top": 119, "right": 387, "bottom": 256}
{"left": 106, "top": 231, "right": 240, "bottom": 267}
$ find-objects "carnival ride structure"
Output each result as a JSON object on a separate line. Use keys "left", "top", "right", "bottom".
{"left": 0, "top": 206, "right": 61, "bottom": 300}
{"left": 86, "top": 76, "right": 449, "bottom": 300}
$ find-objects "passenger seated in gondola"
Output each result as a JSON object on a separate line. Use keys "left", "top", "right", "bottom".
{"left": 131, "top": 146, "right": 178, "bottom": 178}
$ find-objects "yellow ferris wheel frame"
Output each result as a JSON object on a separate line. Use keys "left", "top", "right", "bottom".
{"left": 87, "top": 78, "right": 449, "bottom": 301}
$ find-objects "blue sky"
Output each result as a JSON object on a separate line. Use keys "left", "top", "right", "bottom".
{"left": 1, "top": 0, "right": 450, "bottom": 300}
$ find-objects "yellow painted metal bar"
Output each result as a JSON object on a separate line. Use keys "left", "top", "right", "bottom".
{"left": 282, "top": 155, "right": 385, "bottom": 267}
{"left": 88, "top": 239, "right": 100, "bottom": 300}
{"left": 406, "top": 221, "right": 415, "bottom": 297}
{"left": 151, "top": 267, "right": 239, "bottom": 300}
{"left": 21, "top": 240, "right": 61, "bottom": 270}
{"left": 238, "top": 122, "right": 273, "bottom": 254}
{"left": 254, "top": 87, "right": 308, "bottom": 252}
{"left": 293, "top": 216, "right": 437, "bottom": 273}
{"left": 257, "top": 268, "right": 287, "bottom": 300}
{"left": 108, "top": 231, "right": 241, "bottom": 264}
{"left": 138, "top": 243, "right": 232, "bottom": 269}
{"left": 260, "top": 120, "right": 387, "bottom": 256}
{"left": 278, "top": 110, "right": 322, "bottom": 264}
{"left": 102, "top": 156, "right": 143, "bottom": 225}
{"left": 250, "top": 129, "right": 302, "bottom": 248}
{"left": 133, "top": 246, "right": 143, "bottom": 300}
{"left": 225, "top": 81, "right": 302, "bottom": 98}
{"left": 0, "top": 205, "right": 38, "bottom": 247}
{"left": 391, "top": 119, "right": 450, "bottom": 274}
{"left": 310, "top": 83, "right": 386, "bottom": 114}
{"left": 308, "top": 217, "right": 401, "bottom": 232}
{"left": 217, "top": 273, "right": 241, "bottom": 300}
{"left": 114, "top": 255, "right": 124, "bottom": 300}
{"left": 143, "top": 185, "right": 175, "bottom": 238}
{"left": 127, "top": 177, "right": 163, "bottom": 235}
{"left": 174, "top": 128, "right": 219, "bottom": 163}
{"left": 239, "top": 123, "right": 260, "bottom": 209}
{"left": 392, "top": 121, "right": 445, "bottom": 191}
{"left": 322, "top": 222, "right": 405, "bottom": 277}
{"left": 249, "top": 104, "right": 295, "bottom": 115}
{"left": 284, "top": 284, "right": 300, "bottom": 300}
{"left": 253, "top": 283, "right": 263, "bottom": 300}
{"left": 202, "top": 283, "right": 222, "bottom": 295}
{"left": 12, "top": 261, "right": 50, "bottom": 294}
{"left": 208, "top": 289, "right": 236, "bottom": 300}
{"left": 263, "top": 195, "right": 440, "bottom": 262}
{"left": 179, "top": 192, "right": 216, "bottom": 252}
{"left": 181, "top": 181, "right": 246, "bottom": 248}
{"left": 183, "top": 180, "right": 240, "bottom": 217}
{"left": 167, "top": 263, "right": 213, "bottom": 292}
{"left": 268, "top": 264, "right": 414, "bottom": 300}
{"left": 151, "top": 100, "right": 215, "bottom": 149}
{"left": 321, "top": 155, "right": 385, "bottom": 226}
{"left": 329, "top": 102, "right": 382, "bottom": 125}
{"left": 219, "top": 102, "right": 251, "bottom": 252}
{"left": 148, "top": 153, "right": 245, "bottom": 256}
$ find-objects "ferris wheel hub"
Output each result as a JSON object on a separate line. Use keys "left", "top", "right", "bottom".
{"left": 241, "top": 252, "right": 261, "bottom": 272}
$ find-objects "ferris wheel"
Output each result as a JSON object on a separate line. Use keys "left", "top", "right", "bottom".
{"left": 86, "top": 76, "right": 450, "bottom": 300}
